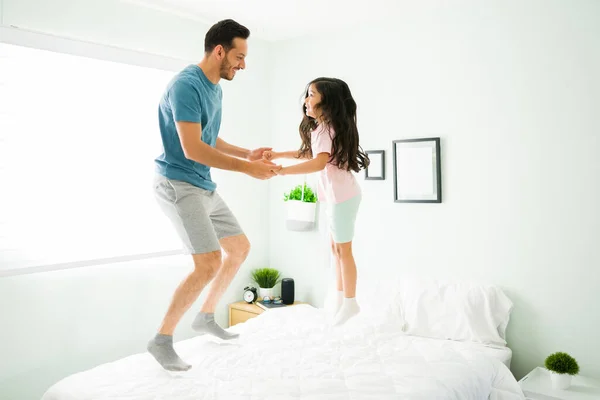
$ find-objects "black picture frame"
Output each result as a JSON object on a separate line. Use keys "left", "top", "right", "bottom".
{"left": 392, "top": 138, "right": 442, "bottom": 203}
{"left": 365, "top": 150, "right": 385, "bottom": 180}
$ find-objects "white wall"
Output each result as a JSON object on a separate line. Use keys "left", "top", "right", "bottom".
{"left": 0, "top": 1, "right": 273, "bottom": 399}
{"left": 268, "top": 0, "right": 600, "bottom": 381}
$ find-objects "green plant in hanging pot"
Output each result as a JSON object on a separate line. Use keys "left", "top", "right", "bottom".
{"left": 545, "top": 351, "right": 579, "bottom": 389}
{"left": 283, "top": 183, "right": 317, "bottom": 203}
{"left": 251, "top": 267, "right": 282, "bottom": 299}
{"left": 284, "top": 180, "right": 318, "bottom": 232}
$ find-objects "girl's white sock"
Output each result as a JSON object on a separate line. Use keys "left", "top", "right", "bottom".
{"left": 332, "top": 297, "right": 360, "bottom": 326}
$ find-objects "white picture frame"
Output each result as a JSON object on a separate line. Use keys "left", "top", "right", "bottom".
{"left": 392, "top": 138, "right": 442, "bottom": 203}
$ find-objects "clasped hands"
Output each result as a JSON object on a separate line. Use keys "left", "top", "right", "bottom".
{"left": 245, "top": 147, "right": 285, "bottom": 180}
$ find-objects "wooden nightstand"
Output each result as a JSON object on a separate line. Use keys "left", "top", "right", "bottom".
{"left": 519, "top": 367, "right": 600, "bottom": 399}
{"left": 228, "top": 301, "right": 305, "bottom": 327}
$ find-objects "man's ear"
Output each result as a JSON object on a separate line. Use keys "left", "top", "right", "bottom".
{"left": 214, "top": 45, "right": 225, "bottom": 60}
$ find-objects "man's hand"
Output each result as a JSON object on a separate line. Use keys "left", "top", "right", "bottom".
{"left": 244, "top": 159, "right": 282, "bottom": 180}
{"left": 247, "top": 147, "right": 272, "bottom": 162}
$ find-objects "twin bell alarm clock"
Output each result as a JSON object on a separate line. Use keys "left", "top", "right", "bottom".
{"left": 243, "top": 286, "right": 257, "bottom": 304}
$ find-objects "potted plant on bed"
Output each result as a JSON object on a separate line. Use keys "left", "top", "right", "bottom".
{"left": 284, "top": 181, "right": 318, "bottom": 231}
{"left": 545, "top": 351, "right": 580, "bottom": 389}
{"left": 251, "top": 267, "right": 282, "bottom": 299}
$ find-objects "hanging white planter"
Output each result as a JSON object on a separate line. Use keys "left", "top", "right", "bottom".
{"left": 285, "top": 176, "right": 317, "bottom": 232}
{"left": 286, "top": 200, "right": 317, "bottom": 231}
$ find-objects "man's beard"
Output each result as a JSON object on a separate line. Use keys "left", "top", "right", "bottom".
{"left": 219, "top": 58, "right": 233, "bottom": 80}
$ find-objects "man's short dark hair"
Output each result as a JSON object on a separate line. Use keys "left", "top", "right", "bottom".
{"left": 204, "top": 19, "right": 250, "bottom": 53}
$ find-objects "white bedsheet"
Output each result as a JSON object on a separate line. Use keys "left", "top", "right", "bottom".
{"left": 42, "top": 305, "right": 525, "bottom": 400}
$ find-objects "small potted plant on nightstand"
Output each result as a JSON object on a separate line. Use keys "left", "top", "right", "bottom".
{"left": 545, "top": 351, "right": 580, "bottom": 389}
{"left": 251, "top": 267, "right": 281, "bottom": 299}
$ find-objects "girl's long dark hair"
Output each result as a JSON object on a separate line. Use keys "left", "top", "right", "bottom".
{"left": 298, "top": 77, "right": 369, "bottom": 172}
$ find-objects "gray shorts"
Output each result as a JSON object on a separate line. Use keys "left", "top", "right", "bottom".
{"left": 153, "top": 174, "right": 244, "bottom": 254}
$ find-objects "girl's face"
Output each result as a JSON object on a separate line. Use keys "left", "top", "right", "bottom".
{"left": 304, "top": 84, "right": 322, "bottom": 120}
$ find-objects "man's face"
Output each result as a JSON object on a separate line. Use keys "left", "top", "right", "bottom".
{"left": 219, "top": 38, "right": 247, "bottom": 81}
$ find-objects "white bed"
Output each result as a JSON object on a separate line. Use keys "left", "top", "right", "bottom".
{"left": 42, "top": 302, "right": 525, "bottom": 400}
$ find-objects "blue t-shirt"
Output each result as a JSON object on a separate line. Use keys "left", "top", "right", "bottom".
{"left": 154, "top": 64, "right": 222, "bottom": 191}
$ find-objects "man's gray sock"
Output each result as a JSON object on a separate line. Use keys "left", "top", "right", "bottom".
{"left": 147, "top": 333, "right": 191, "bottom": 371}
{"left": 192, "top": 312, "right": 239, "bottom": 340}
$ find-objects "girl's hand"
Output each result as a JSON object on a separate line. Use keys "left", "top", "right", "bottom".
{"left": 263, "top": 150, "right": 277, "bottom": 161}
{"left": 274, "top": 167, "right": 287, "bottom": 175}
{"left": 247, "top": 147, "right": 272, "bottom": 162}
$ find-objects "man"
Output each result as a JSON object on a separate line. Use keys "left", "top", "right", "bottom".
{"left": 148, "top": 19, "right": 279, "bottom": 371}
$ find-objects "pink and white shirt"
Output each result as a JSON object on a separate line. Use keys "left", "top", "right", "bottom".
{"left": 311, "top": 124, "right": 361, "bottom": 204}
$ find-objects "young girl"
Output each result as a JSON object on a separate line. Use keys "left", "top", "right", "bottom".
{"left": 263, "top": 77, "right": 369, "bottom": 326}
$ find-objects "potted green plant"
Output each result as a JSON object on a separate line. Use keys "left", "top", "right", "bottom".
{"left": 251, "top": 267, "right": 282, "bottom": 299}
{"left": 545, "top": 351, "right": 579, "bottom": 389}
{"left": 284, "top": 181, "right": 318, "bottom": 231}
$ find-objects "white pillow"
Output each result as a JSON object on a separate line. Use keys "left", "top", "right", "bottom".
{"left": 356, "top": 275, "right": 406, "bottom": 327}
{"left": 397, "top": 279, "right": 513, "bottom": 347}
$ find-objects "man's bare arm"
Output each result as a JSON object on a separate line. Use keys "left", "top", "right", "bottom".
{"left": 177, "top": 122, "right": 246, "bottom": 171}
{"left": 216, "top": 138, "right": 250, "bottom": 159}
{"left": 176, "top": 122, "right": 280, "bottom": 179}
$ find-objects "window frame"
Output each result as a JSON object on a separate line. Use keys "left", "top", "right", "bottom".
{"left": 0, "top": 26, "right": 192, "bottom": 277}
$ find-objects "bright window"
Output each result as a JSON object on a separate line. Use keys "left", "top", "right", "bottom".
{"left": 0, "top": 42, "right": 184, "bottom": 275}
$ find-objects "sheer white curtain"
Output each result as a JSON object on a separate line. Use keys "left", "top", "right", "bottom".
{"left": 0, "top": 42, "right": 184, "bottom": 274}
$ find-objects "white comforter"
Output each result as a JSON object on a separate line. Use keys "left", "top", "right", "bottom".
{"left": 42, "top": 305, "right": 525, "bottom": 400}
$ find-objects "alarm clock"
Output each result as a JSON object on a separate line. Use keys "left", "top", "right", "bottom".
{"left": 243, "top": 286, "right": 257, "bottom": 304}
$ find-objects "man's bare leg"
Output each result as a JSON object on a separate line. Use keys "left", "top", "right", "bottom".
{"left": 147, "top": 250, "right": 221, "bottom": 371}
{"left": 192, "top": 234, "right": 250, "bottom": 338}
